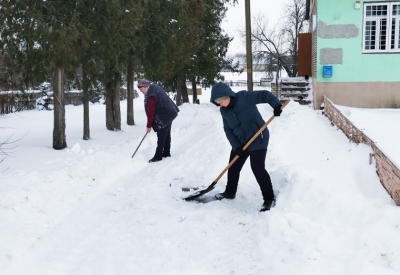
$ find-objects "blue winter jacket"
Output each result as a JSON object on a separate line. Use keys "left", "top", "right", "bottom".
{"left": 210, "top": 82, "right": 281, "bottom": 152}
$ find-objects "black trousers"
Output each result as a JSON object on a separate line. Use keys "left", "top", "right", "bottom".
{"left": 154, "top": 123, "right": 172, "bottom": 158}
{"left": 225, "top": 149, "right": 274, "bottom": 201}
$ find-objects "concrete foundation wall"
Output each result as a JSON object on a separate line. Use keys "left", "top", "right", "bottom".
{"left": 315, "top": 82, "right": 400, "bottom": 109}
{"left": 324, "top": 96, "right": 400, "bottom": 206}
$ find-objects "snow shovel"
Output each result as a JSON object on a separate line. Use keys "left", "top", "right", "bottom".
{"left": 131, "top": 133, "right": 148, "bottom": 158}
{"left": 183, "top": 99, "right": 290, "bottom": 201}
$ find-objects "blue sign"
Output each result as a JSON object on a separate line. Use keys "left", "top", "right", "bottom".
{"left": 323, "top": 66, "right": 333, "bottom": 78}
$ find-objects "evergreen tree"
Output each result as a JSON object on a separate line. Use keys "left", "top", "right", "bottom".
{"left": 89, "top": 0, "right": 143, "bottom": 131}
{"left": 1, "top": 0, "right": 237, "bottom": 149}
{"left": 0, "top": 0, "right": 83, "bottom": 149}
{"left": 139, "top": 0, "right": 236, "bottom": 105}
{"left": 187, "top": 0, "right": 238, "bottom": 91}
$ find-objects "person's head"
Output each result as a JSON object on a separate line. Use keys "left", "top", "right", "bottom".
{"left": 214, "top": 96, "right": 230, "bottom": 107}
{"left": 210, "top": 82, "right": 235, "bottom": 107}
{"left": 137, "top": 79, "right": 150, "bottom": 94}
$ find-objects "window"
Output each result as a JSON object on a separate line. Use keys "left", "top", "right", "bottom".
{"left": 363, "top": 2, "right": 400, "bottom": 53}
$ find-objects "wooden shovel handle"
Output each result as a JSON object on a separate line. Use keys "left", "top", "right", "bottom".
{"left": 131, "top": 133, "right": 148, "bottom": 158}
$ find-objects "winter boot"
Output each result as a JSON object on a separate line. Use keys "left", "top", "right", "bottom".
{"left": 162, "top": 152, "right": 171, "bottom": 158}
{"left": 260, "top": 199, "right": 276, "bottom": 212}
{"left": 148, "top": 156, "right": 162, "bottom": 163}
{"left": 215, "top": 192, "right": 236, "bottom": 200}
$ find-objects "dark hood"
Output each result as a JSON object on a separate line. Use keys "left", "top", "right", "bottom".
{"left": 210, "top": 82, "right": 236, "bottom": 106}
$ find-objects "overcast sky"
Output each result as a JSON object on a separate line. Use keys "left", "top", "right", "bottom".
{"left": 222, "top": 0, "right": 290, "bottom": 56}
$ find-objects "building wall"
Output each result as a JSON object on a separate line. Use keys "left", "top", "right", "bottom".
{"left": 317, "top": 0, "right": 400, "bottom": 83}
{"left": 312, "top": 0, "right": 400, "bottom": 108}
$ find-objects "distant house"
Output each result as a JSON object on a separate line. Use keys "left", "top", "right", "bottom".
{"left": 303, "top": 0, "right": 400, "bottom": 109}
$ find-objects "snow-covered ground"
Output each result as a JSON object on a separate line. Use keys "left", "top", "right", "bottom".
{"left": 335, "top": 105, "right": 400, "bottom": 168}
{"left": 1, "top": 86, "right": 400, "bottom": 275}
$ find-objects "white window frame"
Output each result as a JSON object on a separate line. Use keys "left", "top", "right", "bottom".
{"left": 362, "top": 2, "right": 400, "bottom": 53}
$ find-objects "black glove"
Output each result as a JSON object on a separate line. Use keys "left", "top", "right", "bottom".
{"left": 273, "top": 105, "right": 282, "bottom": 116}
{"left": 234, "top": 146, "right": 245, "bottom": 156}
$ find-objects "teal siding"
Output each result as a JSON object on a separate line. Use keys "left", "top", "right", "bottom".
{"left": 317, "top": 0, "right": 400, "bottom": 82}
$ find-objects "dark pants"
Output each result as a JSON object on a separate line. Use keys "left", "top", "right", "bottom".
{"left": 225, "top": 149, "right": 274, "bottom": 201}
{"left": 154, "top": 123, "right": 172, "bottom": 158}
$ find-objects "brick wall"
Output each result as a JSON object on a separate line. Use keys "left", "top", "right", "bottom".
{"left": 324, "top": 96, "right": 400, "bottom": 206}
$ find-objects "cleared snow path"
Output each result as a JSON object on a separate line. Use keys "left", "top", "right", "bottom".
{"left": 1, "top": 90, "right": 399, "bottom": 275}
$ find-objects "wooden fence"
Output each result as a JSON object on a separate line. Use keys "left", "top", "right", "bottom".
{"left": 0, "top": 89, "right": 128, "bottom": 115}
{"left": 0, "top": 92, "right": 42, "bottom": 114}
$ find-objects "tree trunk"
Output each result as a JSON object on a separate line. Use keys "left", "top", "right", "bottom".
{"left": 105, "top": 77, "right": 114, "bottom": 131}
{"left": 82, "top": 68, "right": 90, "bottom": 140}
{"left": 175, "top": 77, "right": 182, "bottom": 106}
{"left": 177, "top": 75, "right": 189, "bottom": 106}
{"left": 105, "top": 70, "right": 121, "bottom": 131}
{"left": 126, "top": 60, "right": 135, "bottom": 125}
{"left": 113, "top": 76, "right": 121, "bottom": 130}
{"left": 191, "top": 77, "right": 198, "bottom": 104}
{"left": 52, "top": 67, "right": 67, "bottom": 150}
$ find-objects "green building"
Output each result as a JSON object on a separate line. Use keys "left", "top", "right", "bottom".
{"left": 305, "top": 0, "right": 400, "bottom": 109}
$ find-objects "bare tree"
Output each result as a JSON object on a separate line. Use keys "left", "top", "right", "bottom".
{"left": 282, "top": 0, "right": 307, "bottom": 76}
{"left": 0, "top": 132, "right": 26, "bottom": 173}
{"left": 251, "top": 17, "right": 286, "bottom": 80}
{"left": 251, "top": 0, "right": 307, "bottom": 78}
{"left": 0, "top": 134, "right": 16, "bottom": 166}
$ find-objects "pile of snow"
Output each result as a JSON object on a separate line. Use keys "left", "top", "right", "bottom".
{"left": 335, "top": 104, "right": 400, "bottom": 168}
{"left": 281, "top": 77, "right": 310, "bottom": 83}
{"left": 36, "top": 95, "right": 53, "bottom": 111}
{"left": 0, "top": 87, "right": 399, "bottom": 274}
{"left": 220, "top": 71, "right": 273, "bottom": 82}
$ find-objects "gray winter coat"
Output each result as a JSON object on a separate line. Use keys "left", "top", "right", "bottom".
{"left": 144, "top": 84, "right": 179, "bottom": 132}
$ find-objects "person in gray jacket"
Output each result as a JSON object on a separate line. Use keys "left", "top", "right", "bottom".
{"left": 210, "top": 82, "right": 282, "bottom": 211}
{"left": 138, "top": 79, "right": 179, "bottom": 163}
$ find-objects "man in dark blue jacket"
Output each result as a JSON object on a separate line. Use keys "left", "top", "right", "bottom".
{"left": 138, "top": 79, "right": 179, "bottom": 163}
{"left": 210, "top": 82, "right": 282, "bottom": 212}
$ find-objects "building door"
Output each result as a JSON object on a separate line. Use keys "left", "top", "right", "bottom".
{"left": 298, "top": 33, "right": 312, "bottom": 77}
